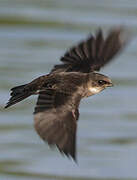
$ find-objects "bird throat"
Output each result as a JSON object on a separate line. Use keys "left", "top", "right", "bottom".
{"left": 87, "top": 86, "right": 102, "bottom": 96}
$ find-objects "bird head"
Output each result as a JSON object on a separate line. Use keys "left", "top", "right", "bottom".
{"left": 86, "top": 72, "right": 113, "bottom": 96}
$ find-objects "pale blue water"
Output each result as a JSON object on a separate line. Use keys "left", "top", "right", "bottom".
{"left": 0, "top": 0, "right": 137, "bottom": 179}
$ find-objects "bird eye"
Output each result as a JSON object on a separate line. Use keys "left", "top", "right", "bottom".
{"left": 98, "top": 80, "right": 107, "bottom": 85}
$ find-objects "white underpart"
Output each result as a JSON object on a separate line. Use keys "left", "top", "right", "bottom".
{"left": 89, "top": 87, "right": 101, "bottom": 94}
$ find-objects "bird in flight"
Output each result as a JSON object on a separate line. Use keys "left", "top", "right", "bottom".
{"left": 5, "top": 27, "right": 127, "bottom": 162}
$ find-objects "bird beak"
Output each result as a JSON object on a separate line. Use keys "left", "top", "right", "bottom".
{"left": 108, "top": 82, "right": 113, "bottom": 87}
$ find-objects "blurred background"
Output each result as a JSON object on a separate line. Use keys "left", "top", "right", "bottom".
{"left": 0, "top": 0, "right": 137, "bottom": 180}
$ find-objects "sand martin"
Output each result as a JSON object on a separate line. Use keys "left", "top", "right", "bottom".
{"left": 5, "top": 27, "right": 127, "bottom": 161}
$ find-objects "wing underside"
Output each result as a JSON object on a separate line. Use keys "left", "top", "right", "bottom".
{"left": 34, "top": 90, "right": 80, "bottom": 161}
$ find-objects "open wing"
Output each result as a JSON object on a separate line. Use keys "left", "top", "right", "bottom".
{"left": 34, "top": 89, "right": 80, "bottom": 161}
{"left": 51, "top": 28, "right": 127, "bottom": 73}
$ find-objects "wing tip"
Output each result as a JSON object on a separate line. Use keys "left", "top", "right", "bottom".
{"left": 109, "top": 26, "right": 131, "bottom": 45}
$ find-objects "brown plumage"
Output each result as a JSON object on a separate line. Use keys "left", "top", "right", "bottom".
{"left": 5, "top": 27, "right": 128, "bottom": 161}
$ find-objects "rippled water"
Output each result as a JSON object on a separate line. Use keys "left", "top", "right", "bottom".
{"left": 0, "top": 0, "right": 137, "bottom": 179}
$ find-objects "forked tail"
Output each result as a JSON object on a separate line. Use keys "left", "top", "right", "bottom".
{"left": 5, "top": 84, "right": 32, "bottom": 108}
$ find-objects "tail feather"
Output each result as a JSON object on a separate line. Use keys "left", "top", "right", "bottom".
{"left": 5, "top": 84, "right": 31, "bottom": 108}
